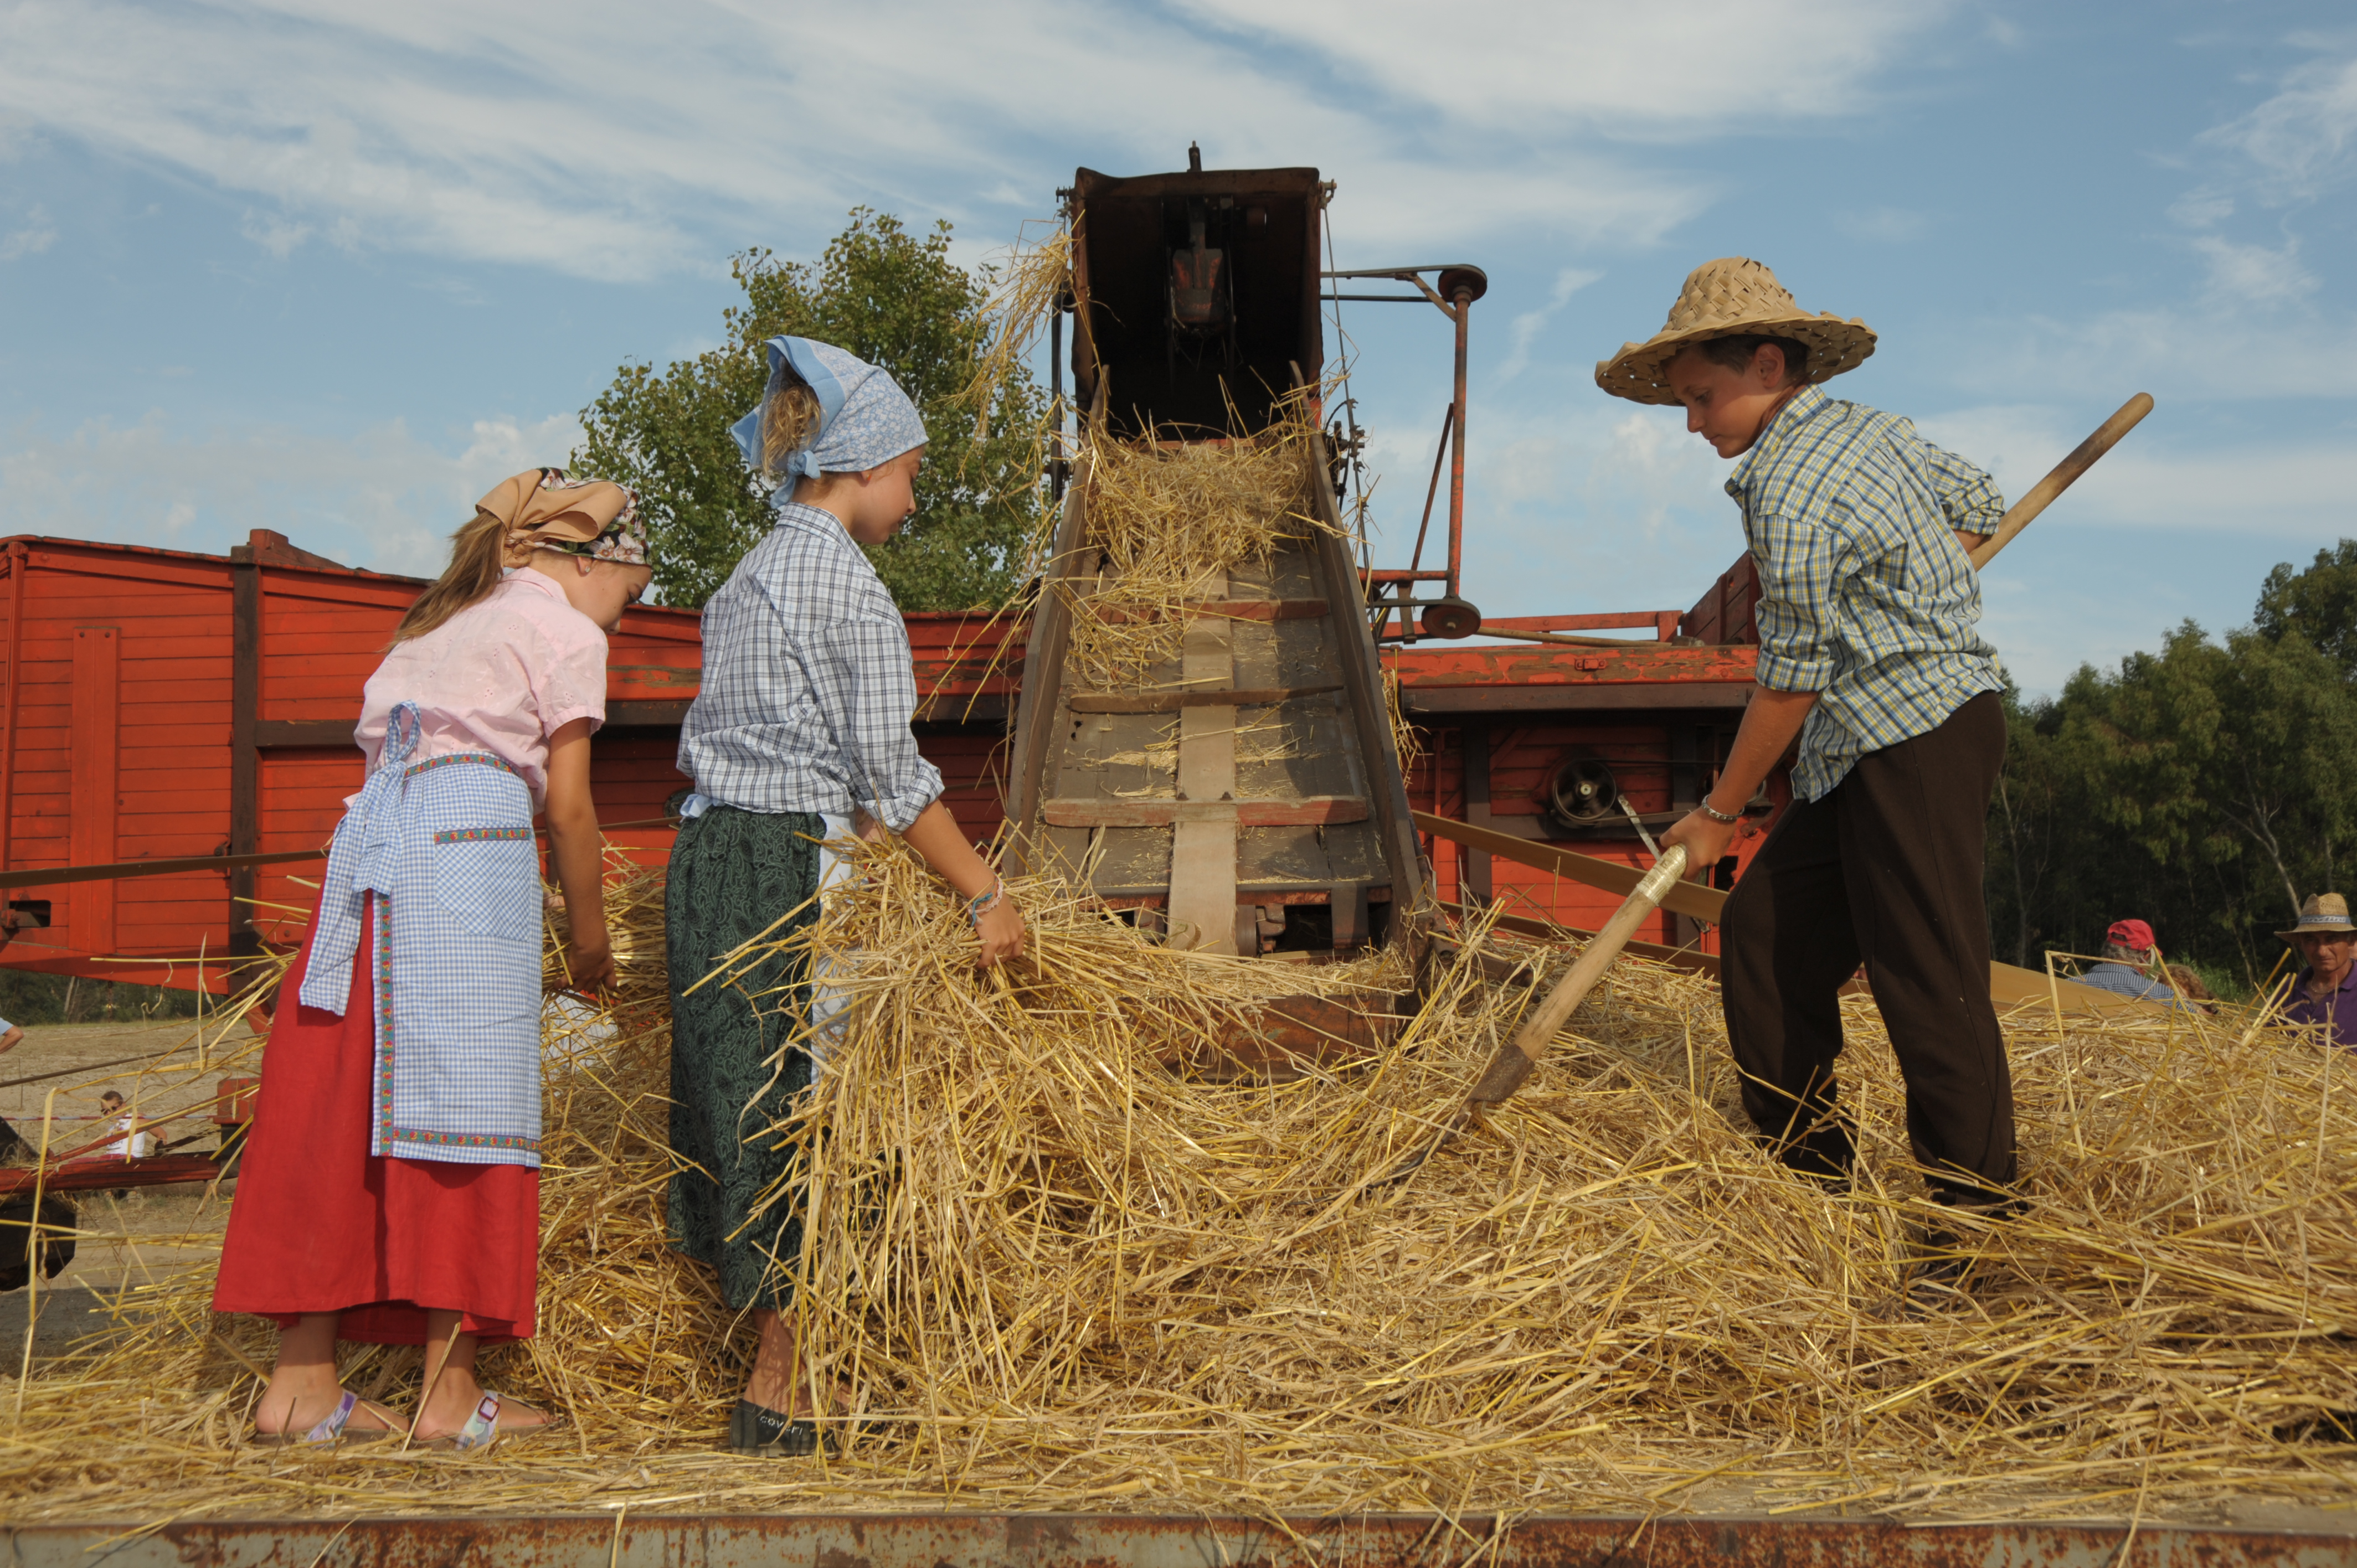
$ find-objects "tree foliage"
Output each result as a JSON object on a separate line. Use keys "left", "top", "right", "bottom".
{"left": 1984, "top": 544, "right": 2357, "bottom": 981}
{"left": 572, "top": 210, "right": 1043, "bottom": 609}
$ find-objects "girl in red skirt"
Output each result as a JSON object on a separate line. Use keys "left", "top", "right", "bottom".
{"left": 214, "top": 471, "right": 650, "bottom": 1446}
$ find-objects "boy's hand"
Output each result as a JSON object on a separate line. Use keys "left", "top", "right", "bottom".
{"left": 566, "top": 933, "right": 617, "bottom": 994}
{"left": 975, "top": 900, "right": 1026, "bottom": 969}
{"left": 1661, "top": 808, "right": 1742, "bottom": 873}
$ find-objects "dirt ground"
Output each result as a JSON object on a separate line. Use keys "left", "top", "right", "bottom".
{"left": 0, "top": 1017, "right": 255, "bottom": 1361}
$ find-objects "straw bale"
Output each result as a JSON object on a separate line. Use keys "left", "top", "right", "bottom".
{"left": 8, "top": 845, "right": 2357, "bottom": 1526}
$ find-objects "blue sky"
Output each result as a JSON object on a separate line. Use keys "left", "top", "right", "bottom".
{"left": 2, "top": 1, "right": 2353, "bottom": 694}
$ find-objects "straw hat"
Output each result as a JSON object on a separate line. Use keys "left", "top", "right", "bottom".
{"left": 2278, "top": 892, "right": 2357, "bottom": 940}
{"left": 1595, "top": 257, "right": 1877, "bottom": 406}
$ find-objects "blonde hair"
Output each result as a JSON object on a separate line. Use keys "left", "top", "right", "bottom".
{"left": 393, "top": 510, "right": 526, "bottom": 643}
{"left": 759, "top": 381, "right": 822, "bottom": 478}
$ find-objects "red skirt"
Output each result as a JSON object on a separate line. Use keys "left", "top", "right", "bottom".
{"left": 212, "top": 899, "right": 540, "bottom": 1344}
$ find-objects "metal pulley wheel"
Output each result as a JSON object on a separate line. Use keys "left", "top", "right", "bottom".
{"left": 1547, "top": 756, "right": 1618, "bottom": 829}
{"left": 1418, "top": 596, "right": 1483, "bottom": 639}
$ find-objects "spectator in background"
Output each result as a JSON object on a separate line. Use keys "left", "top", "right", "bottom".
{"left": 2281, "top": 894, "right": 2357, "bottom": 1049}
{"left": 99, "top": 1090, "right": 155, "bottom": 1159}
{"left": 2078, "top": 920, "right": 2184, "bottom": 1005}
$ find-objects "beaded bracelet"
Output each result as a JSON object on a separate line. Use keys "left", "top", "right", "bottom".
{"left": 967, "top": 878, "right": 1007, "bottom": 924}
{"left": 1697, "top": 798, "right": 1742, "bottom": 826}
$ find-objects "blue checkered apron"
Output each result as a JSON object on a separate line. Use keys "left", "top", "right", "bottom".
{"left": 300, "top": 702, "right": 544, "bottom": 1168}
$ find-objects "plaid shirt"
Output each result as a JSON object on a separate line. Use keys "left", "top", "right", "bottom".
{"left": 677, "top": 502, "right": 943, "bottom": 831}
{"left": 1727, "top": 385, "right": 2007, "bottom": 801}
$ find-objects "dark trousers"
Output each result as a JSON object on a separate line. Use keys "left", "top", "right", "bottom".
{"left": 1721, "top": 691, "right": 2014, "bottom": 1205}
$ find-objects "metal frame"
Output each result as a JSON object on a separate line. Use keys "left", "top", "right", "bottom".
{"left": 1320, "top": 263, "right": 1488, "bottom": 642}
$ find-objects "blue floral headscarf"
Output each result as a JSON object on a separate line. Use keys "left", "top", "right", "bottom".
{"left": 728, "top": 337, "right": 928, "bottom": 494}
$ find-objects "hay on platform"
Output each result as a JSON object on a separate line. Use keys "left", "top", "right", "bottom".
{"left": 1061, "top": 405, "right": 1334, "bottom": 691}
{"left": 8, "top": 843, "right": 2357, "bottom": 1525}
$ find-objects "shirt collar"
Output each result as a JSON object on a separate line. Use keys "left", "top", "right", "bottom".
{"left": 502, "top": 566, "right": 565, "bottom": 605}
{"left": 1726, "top": 383, "right": 1831, "bottom": 497}
{"left": 771, "top": 498, "right": 857, "bottom": 543}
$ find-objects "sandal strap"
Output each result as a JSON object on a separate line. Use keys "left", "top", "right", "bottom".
{"left": 451, "top": 1391, "right": 501, "bottom": 1452}
{"left": 301, "top": 1390, "right": 359, "bottom": 1444}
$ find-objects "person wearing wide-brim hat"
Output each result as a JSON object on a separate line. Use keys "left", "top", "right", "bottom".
{"left": 2280, "top": 894, "right": 2357, "bottom": 1048}
{"left": 1608, "top": 259, "right": 2018, "bottom": 1242}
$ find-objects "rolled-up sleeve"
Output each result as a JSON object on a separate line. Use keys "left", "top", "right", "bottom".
{"left": 806, "top": 615, "right": 944, "bottom": 832}
{"left": 1749, "top": 512, "right": 1844, "bottom": 694}
{"left": 1921, "top": 440, "right": 2006, "bottom": 535}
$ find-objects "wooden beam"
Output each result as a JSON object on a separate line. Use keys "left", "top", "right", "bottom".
{"left": 1046, "top": 797, "right": 1370, "bottom": 828}
{"left": 1403, "top": 682, "right": 1756, "bottom": 714}
{"left": 1166, "top": 571, "right": 1239, "bottom": 953}
{"left": 1067, "top": 685, "right": 1339, "bottom": 713}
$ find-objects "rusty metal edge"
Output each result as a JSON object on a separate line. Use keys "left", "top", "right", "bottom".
{"left": 4, "top": 1510, "right": 2353, "bottom": 1568}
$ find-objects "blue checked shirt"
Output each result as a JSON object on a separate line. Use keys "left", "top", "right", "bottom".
{"left": 677, "top": 502, "right": 944, "bottom": 831}
{"left": 1727, "top": 385, "right": 2008, "bottom": 801}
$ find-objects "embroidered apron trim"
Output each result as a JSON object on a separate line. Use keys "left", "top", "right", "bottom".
{"left": 434, "top": 826, "right": 534, "bottom": 844}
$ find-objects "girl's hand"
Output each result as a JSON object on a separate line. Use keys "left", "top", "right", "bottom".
{"left": 567, "top": 931, "right": 617, "bottom": 993}
{"left": 975, "top": 899, "right": 1026, "bottom": 969}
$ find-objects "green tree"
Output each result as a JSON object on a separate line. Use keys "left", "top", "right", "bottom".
{"left": 573, "top": 210, "right": 1043, "bottom": 609}
{"left": 2256, "top": 539, "right": 2357, "bottom": 679}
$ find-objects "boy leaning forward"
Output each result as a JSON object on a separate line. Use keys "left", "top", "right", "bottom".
{"left": 1603, "top": 259, "right": 2017, "bottom": 1243}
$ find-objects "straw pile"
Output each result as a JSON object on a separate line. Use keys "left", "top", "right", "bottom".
{"left": 8, "top": 843, "right": 2357, "bottom": 1525}
{"left": 1061, "top": 410, "right": 1332, "bottom": 691}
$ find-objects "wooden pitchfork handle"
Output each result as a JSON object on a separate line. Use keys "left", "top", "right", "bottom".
{"left": 1968, "top": 394, "right": 2153, "bottom": 570}
{"left": 1465, "top": 844, "right": 1690, "bottom": 1108}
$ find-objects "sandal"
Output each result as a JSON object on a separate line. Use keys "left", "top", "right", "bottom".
{"left": 259, "top": 1389, "right": 398, "bottom": 1447}
{"left": 428, "top": 1390, "right": 547, "bottom": 1451}
{"left": 729, "top": 1396, "right": 822, "bottom": 1457}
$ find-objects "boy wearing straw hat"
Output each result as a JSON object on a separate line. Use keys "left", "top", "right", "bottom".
{"left": 2281, "top": 894, "right": 2357, "bottom": 1048}
{"left": 1604, "top": 259, "right": 2017, "bottom": 1227}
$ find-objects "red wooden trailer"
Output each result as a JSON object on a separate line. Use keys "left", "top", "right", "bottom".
{"left": 0, "top": 530, "right": 1017, "bottom": 992}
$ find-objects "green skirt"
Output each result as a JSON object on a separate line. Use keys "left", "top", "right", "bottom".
{"left": 665, "top": 805, "right": 824, "bottom": 1312}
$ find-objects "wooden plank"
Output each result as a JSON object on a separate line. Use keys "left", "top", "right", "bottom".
{"left": 69, "top": 628, "right": 120, "bottom": 953}
{"left": 1005, "top": 423, "right": 1097, "bottom": 873}
{"left": 1303, "top": 440, "right": 1425, "bottom": 920}
{"left": 1418, "top": 808, "right": 1725, "bottom": 921}
{"left": 254, "top": 720, "right": 356, "bottom": 750}
{"left": 1087, "top": 599, "right": 1329, "bottom": 625}
{"left": 1067, "top": 685, "right": 1340, "bottom": 713}
{"left": 229, "top": 556, "right": 260, "bottom": 959}
{"left": 1044, "top": 797, "right": 1369, "bottom": 827}
{"left": 1166, "top": 569, "right": 1238, "bottom": 953}
{"left": 1403, "top": 681, "right": 1757, "bottom": 714}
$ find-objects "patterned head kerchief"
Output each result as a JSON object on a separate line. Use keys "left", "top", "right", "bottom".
{"left": 728, "top": 338, "right": 928, "bottom": 494}
{"left": 476, "top": 468, "right": 648, "bottom": 567}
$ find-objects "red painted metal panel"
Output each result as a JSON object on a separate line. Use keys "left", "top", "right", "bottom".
{"left": 68, "top": 627, "right": 120, "bottom": 953}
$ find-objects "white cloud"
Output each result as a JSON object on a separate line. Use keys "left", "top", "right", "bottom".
{"left": 0, "top": 205, "right": 55, "bottom": 260}
{"left": 2191, "top": 234, "right": 2318, "bottom": 306}
{"left": 1495, "top": 268, "right": 1603, "bottom": 383}
{"left": 238, "top": 208, "right": 311, "bottom": 260}
{"left": 0, "top": 410, "right": 586, "bottom": 577}
{"left": 2205, "top": 49, "right": 2357, "bottom": 202}
{"left": 0, "top": 0, "right": 1949, "bottom": 282}
{"left": 1188, "top": 0, "right": 1951, "bottom": 136}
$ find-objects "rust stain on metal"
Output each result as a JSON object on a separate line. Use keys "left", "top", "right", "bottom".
{"left": 4, "top": 1511, "right": 2350, "bottom": 1568}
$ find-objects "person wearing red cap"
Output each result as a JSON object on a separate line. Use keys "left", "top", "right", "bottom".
{"left": 2078, "top": 920, "right": 2184, "bottom": 1005}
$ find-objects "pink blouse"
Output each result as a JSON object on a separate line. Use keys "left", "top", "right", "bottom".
{"left": 354, "top": 570, "right": 608, "bottom": 808}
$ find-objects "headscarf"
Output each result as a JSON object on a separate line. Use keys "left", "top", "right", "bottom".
{"left": 476, "top": 468, "right": 648, "bottom": 566}
{"left": 728, "top": 337, "right": 928, "bottom": 491}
